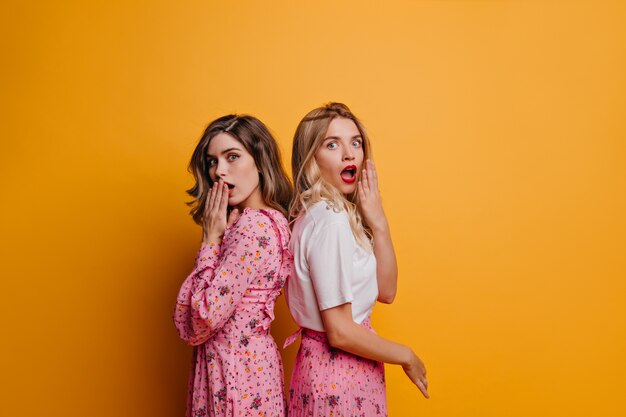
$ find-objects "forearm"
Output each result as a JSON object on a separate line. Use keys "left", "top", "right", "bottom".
{"left": 321, "top": 304, "right": 410, "bottom": 365}
{"left": 333, "top": 319, "right": 411, "bottom": 365}
{"left": 372, "top": 221, "right": 398, "bottom": 303}
{"left": 173, "top": 243, "right": 221, "bottom": 345}
{"left": 321, "top": 303, "right": 429, "bottom": 397}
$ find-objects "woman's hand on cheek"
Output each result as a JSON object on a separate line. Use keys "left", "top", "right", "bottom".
{"left": 202, "top": 180, "right": 234, "bottom": 244}
{"left": 357, "top": 160, "right": 388, "bottom": 232}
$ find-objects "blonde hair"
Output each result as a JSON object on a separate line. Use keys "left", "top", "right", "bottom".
{"left": 289, "top": 102, "right": 372, "bottom": 249}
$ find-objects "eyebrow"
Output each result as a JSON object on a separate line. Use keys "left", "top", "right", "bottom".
{"left": 323, "top": 134, "right": 362, "bottom": 141}
{"left": 207, "top": 147, "right": 242, "bottom": 158}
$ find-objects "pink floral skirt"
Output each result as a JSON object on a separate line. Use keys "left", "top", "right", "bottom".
{"left": 187, "top": 330, "right": 286, "bottom": 417}
{"left": 286, "top": 319, "right": 387, "bottom": 416}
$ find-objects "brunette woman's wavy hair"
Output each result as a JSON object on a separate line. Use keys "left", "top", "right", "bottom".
{"left": 187, "top": 115, "right": 293, "bottom": 224}
{"left": 289, "top": 102, "right": 373, "bottom": 249}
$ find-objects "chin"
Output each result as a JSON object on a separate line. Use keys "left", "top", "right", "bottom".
{"left": 337, "top": 184, "right": 356, "bottom": 195}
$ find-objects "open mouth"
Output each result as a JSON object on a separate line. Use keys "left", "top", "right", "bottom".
{"left": 223, "top": 182, "right": 235, "bottom": 195}
{"left": 340, "top": 165, "right": 357, "bottom": 184}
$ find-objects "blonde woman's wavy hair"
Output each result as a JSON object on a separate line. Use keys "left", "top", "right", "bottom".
{"left": 289, "top": 102, "right": 373, "bottom": 250}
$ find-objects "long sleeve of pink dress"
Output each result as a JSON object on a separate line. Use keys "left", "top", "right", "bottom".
{"left": 173, "top": 208, "right": 291, "bottom": 417}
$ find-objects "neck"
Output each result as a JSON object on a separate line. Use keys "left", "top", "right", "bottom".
{"left": 236, "top": 187, "right": 272, "bottom": 212}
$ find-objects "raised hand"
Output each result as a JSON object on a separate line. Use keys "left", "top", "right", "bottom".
{"left": 202, "top": 180, "right": 239, "bottom": 244}
{"left": 357, "top": 160, "right": 388, "bottom": 232}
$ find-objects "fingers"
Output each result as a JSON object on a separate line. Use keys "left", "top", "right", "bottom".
{"left": 361, "top": 160, "right": 380, "bottom": 194}
{"left": 215, "top": 180, "right": 225, "bottom": 211}
{"left": 404, "top": 354, "right": 429, "bottom": 399}
{"left": 202, "top": 180, "right": 231, "bottom": 243}
{"left": 361, "top": 167, "right": 370, "bottom": 194}
{"left": 204, "top": 183, "right": 216, "bottom": 226}
{"left": 219, "top": 181, "right": 229, "bottom": 214}
{"left": 205, "top": 180, "right": 227, "bottom": 224}
{"left": 357, "top": 180, "right": 365, "bottom": 200}
{"left": 367, "top": 159, "right": 378, "bottom": 189}
{"left": 227, "top": 208, "right": 240, "bottom": 227}
{"left": 207, "top": 181, "right": 219, "bottom": 212}
{"left": 415, "top": 379, "right": 430, "bottom": 399}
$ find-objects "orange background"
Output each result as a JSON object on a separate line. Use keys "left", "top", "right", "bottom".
{"left": 1, "top": 1, "right": 625, "bottom": 416}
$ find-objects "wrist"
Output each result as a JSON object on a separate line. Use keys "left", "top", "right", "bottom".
{"left": 369, "top": 219, "right": 389, "bottom": 235}
{"left": 401, "top": 346, "right": 416, "bottom": 367}
{"left": 203, "top": 232, "right": 222, "bottom": 245}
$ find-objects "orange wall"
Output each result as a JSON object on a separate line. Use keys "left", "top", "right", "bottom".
{"left": 1, "top": 1, "right": 625, "bottom": 416}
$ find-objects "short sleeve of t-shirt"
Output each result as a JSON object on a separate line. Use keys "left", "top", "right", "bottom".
{"left": 307, "top": 221, "right": 355, "bottom": 310}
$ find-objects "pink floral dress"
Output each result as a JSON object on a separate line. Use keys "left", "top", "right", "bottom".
{"left": 174, "top": 208, "right": 291, "bottom": 417}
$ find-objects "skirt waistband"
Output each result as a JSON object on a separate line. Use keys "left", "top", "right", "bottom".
{"left": 211, "top": 327, "right": 271, "bottom": 343}
{"left": 283, "top": 317, "right": 373, "bottom": 348}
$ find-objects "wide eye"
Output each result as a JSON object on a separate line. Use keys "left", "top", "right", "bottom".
{"left": 327, "top": 142, "right": 338, "bottom": 150}
{"left": 227, "top": 154, "right": 240, "bottom": 162}
{"left": 352, "top": 139, "right": 362, "bottom": 148}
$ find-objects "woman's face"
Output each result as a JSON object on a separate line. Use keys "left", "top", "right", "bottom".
{"left": 314, "top": 117, "right": 364, "bottom": 195}
{"left": 207, "top": 133, "right": 262, "bottom": 210}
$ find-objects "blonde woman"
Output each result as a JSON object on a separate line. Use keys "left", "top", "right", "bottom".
{"left": 284, "top": 103, "right": 428, "bottom": 416}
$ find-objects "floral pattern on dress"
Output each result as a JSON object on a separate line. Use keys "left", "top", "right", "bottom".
{"left": 286, "top": 318, "right": 387, "bottom": 417}
{"left": 174, "top": 208, "right": 292, "bottom": 417}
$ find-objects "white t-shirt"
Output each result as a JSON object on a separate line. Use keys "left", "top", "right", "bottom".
{"left": 286, "top": 200, "right": 378, "bottom": 332}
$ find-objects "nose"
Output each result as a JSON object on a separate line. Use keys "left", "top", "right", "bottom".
{"left": 342, "top": 146, "right": 355, "bottom": 161}
{"left": 214, "top": 160, "right": 227, "bottom": 178}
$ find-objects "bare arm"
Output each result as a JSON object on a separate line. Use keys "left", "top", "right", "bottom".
{"left": 371, "top": 218, "right": 397, "bottom": 303}
{"left": 358, "top": 160, "right": 398, "bottom": 303}
{"left": 321, "top": 303, "right": 429, "bottom": 398}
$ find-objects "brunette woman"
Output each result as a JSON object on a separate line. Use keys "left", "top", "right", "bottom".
{"left": 174, "top": 115, "right": 292, "bottom": 417}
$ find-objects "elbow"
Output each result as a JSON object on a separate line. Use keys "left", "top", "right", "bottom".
{"left": 377, "top": 291, "right": 396, "bottom": 304}
{"left": 325, "top": 327, "right": 350, "bottom": 350}
{"left": 187, "top": 337, "right": 207, "bottom": 347}
{"left": 177, "top": 327, "right": 212, "bottom": 347}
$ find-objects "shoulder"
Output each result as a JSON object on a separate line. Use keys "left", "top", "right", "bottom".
{"left": 293, "top": 201, "right": 353, "bottom": 249}
{"left": 231, "top": 208, "right": 274, "bottom": 235}
{"left": 228, "top": 208, "right": 288, "bottom": 245}
{"left": 303, "top": 200, "right": 350, "bottom": 230}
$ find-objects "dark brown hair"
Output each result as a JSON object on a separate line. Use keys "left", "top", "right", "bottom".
{"left": 187, "top": 115, "right": 293, "bottom": 224}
